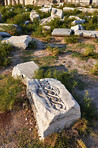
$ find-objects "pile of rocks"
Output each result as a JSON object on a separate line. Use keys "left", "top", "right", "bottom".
{"left": 12, "top": 61, "right": 81, "bottom": 140}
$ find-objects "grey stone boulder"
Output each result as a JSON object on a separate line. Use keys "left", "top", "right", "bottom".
{"left": 2, "top": 35, "right": 32, "bottom": 49}
{"left": 75, "top": 30, "right": 98, "bottom": 38}
{"left": 52, "top": 28, "right": 72, "bottom": 37}
{"left": 83, "top": 30, "right": 98, "bottom": 38}
{"left": 12, "top": 61, "right": 39, "bottom": 85}
{"left": 40, "top": 17, "right": 53, "bottom": 25}
{"left": 72, "top": 19, "right": 85, "bottom": 25}
{"left": 0, "top": 32, "right": 11, "bottom": 38}
{"left": 27, "top": 78, "right": 81, "bottom": 139}
{"left": 51, "top": 8, "right": 63, "bottom": 19}
{"left": 30, "top": 10, "right": 40, "bottom": 22}
{"left": 71, "top": 25, "right": 84, "bottom": 32}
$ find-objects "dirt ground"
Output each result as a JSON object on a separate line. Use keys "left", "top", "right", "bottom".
{"left": 0, "top": 36, "right": 98, "bottom": 147}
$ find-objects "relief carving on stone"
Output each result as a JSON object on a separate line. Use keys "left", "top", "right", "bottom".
{"left": 37, "top": 79, "right": 66, "bottom": 111}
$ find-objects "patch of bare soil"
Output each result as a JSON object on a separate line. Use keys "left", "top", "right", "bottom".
{"left": 0, "top": 102, "right": 37, "bottom": 148}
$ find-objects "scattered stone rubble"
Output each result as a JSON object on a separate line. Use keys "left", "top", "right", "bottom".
{"left": 2, "top": 35, "right": 32, "bottom": 49}
{"left": 12, "top": 61, "right": 81, "bottom": 139}
{"left": 27, "top": 78, "right": 81, "bottom": 139}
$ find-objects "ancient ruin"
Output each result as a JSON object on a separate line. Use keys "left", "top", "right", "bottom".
{"left": 4, "top": 0, "right": 98, "bottom": 6}
{"left": 27, "top": 78, "right": 81, "bottom": 139}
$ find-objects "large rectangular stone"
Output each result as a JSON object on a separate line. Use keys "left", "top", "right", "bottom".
{"left": 27, "top": 78, "right": 81, "bottom": 139}
{"left": 52, "top": 28, "right": 72, "bottom": 37}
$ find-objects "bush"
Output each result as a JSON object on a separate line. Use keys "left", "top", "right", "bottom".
{"left": 65, "top": 35, "right": 79, "bottom": 44}
{"left": 36, "top": 10, "right": 51, "bottom": 19}
{"left": 82, "top": 44, "right": 95, "bottom": 57}
{"left": 33, "top": 67, "right": 78, "bottom": 93}
{"left": 90, "top": 63, "right": 98, "bottom": 76}
{"left": 46, "top": 46, "right": 65, "bottom": 56}
{"left": 0, "top": 42, "right": 14, "bottom": 67}
{"left": 0, "top": 75, "right": 23, "bottom": 112}
{"left": 7, "top": 13, "right": 30, "bottom": 26}
{"left": 80, "top": 91, "right": 98, "bottom": 121}
{"left": 0, "top": 25, "right": 20, "bottom": 36}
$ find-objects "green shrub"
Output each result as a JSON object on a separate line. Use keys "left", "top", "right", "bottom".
{"left": 36, "top": 10, "right": 51, "bottom": 19}
{"left": 90, "top": 63, "right": 98, "bottom": 76}
{"left": 34, "top": 67, "right": 78, "bottom": 93}
{"left": 78, "top": 90, "right": 98, "bottom": 121}
{"left": 65, "top": 35, "right": 79, "bottom": 44}
{"left": 32, "top": 26, "right": 44, "bottom": 38}
{"left": 82, "top": 44, "right": 95, "bottom": 57}
{"left": 46, "top": 46, "right": 65, "bottom": 56}
{"left": 7, "top": 13, "right": 30, "bottom": 26}
{"left": 0, "top": 25, "right": 20, "bottom": 36}
{"left": 0, "top": 75, "right": 23, "bottom": 112}
{"left": 0, "top": 42, "right": 14, "bottom": 67}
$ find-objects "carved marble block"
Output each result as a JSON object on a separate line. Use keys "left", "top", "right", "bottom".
{"left": 27, "top": 78, "right": 81, "bottom": 139}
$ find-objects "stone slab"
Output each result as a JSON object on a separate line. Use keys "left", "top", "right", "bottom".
{"left": 12, "top": 61, "right": 39, "bottom": 85}
{"left": 2, "top": 35, "right": 32, "bottom": 49}
{"left": 27, "top": 78, "right": 81, "bottom": 139}
{"left": 75, "top": 30, "right": 98, "bottom": 38}
{"left": 52, "top": 28, "right": 72, "bottom": 37}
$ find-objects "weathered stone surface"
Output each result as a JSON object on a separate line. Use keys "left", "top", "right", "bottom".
{"left": 27, "top": 78, "right": 81, "bottom": 139}
{"left": 71, "top": 25, "right": 84, "bottom": 32}
{"left": 30, "top": 10, "right": 40, "bottom": 22}
{"left": 82, "top": 8, "right": 98, "bottom": 13}
{"left": 63, "top": 7, "right": 75, "bottom": 11}
{"left": 75, "top": 30, "right": 84, "bottom": 36}
{"left": 12, "top": 61, "right": 39, "bottom": 85}
{"left": 39, "top": 7, "right": 52, "bottom": 13}
{"left": 0, "top": 32, "right": 11, "bottom": 38}
{"left": 75, "top": 30, "right": 98, "bottom": 38}
{"left": 2, "top": 35, "right": 32, "bottom": 49}
{"left": 72, "top": 19, "right": 85, "bottom": 25}
{"left": 40, "top": 17, "right": 53, "bottom": 25}
{"left": 83, "top": 30, "right": 98, "bottom": 38}
{"left": 51, "top": 8, "right": 63, "bottom": 19}
{"left": 43, "top": 26, "right": 51, "bottom": 30}
{"left": 52, "top": 28, "right": 72, "bottom": 37}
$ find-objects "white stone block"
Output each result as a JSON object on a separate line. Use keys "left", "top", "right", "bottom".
{"left": 27, "top": 78, "right": 81, "bottom": 139}
{"left": 12, "top": 61, "right": 39, "bottom": 85}
{"left": 51, "top": 8, "right": 63, "bottom": 19}
{"left": 30, "top": 10, "right": 40, "bottom": 22}
{"left": 2, "top": 35, "right": 32, "bottom": 49}
{"left": 71, "top": 25, "right": 84, "bottom": 32}
{"left": 52, "top": 28, "right": 72, "bottom": 37}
